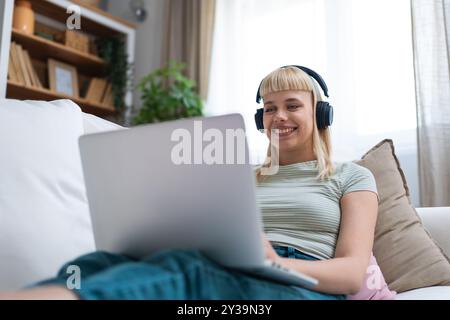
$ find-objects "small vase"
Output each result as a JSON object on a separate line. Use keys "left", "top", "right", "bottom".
{"left": 13, "top": 0, "right": 35, "bottom": 35}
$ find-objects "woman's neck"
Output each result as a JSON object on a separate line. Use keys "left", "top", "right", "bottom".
{"left": 279, "top": 154, "right": 317, "bottom": 166}
{"left": 278, "top": 144, "right": 316, "bottom": 166}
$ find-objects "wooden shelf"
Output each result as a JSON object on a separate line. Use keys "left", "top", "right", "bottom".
{"left": 30, "top": 0, "right": 134, "bottom": 37}
{"left": 6, "top": 80, "right": 115, "bottom": 116}
{"left": 11, "top": 28, "right": 106, "bottom": 76}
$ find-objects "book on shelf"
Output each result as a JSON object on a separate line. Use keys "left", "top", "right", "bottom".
{"left": 8, "top": 41, "right": 43, "bottom": 89}
{"left": 9, "top": 42, "right": 25, "bottom": 85}
{"left": 16, "top": 44, "right": 33, "bottom": 87}
{"left": 23, "top": 49, "right": 37, "bottom": 88}
{"left": 8, "top": 51, "right": 18, "bottom": 82}
{"left": 84, "top": 78, "right": 115, "bottom": 109}
{"left": 24, "top": 51, "right": 43, "bottom": 88}
{"left": 85, "top": 77, "right": 107, "bottom": 102}
{"left": 101, "top": 83, "right": 114, "bottom": 109}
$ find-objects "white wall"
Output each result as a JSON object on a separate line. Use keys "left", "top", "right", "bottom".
{"left": 107, "top": 0, "right": 166, "bottom": 113}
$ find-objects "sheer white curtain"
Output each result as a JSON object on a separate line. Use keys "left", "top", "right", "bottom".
{"left": 411, "top": 0, "right": 450, "bottom": 207}
{"left": 206, "top": 0, "right": 419, "bottom": 204}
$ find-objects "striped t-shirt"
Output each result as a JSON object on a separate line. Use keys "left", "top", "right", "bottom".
{"left": 255, "top": 160, "right": 378, "bottom": 260}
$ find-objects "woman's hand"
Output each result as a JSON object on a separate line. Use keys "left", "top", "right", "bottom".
{"left": 262, "top": 233, "right": 281, "bottom": 264}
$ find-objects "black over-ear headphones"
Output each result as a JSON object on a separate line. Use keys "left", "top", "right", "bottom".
{"left": 254, "top": 65, "right": 334, "bottom": 131}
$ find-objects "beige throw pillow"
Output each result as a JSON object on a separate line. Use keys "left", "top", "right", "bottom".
{"left": 354, "top": 139, "right": 450, "bottom": 293}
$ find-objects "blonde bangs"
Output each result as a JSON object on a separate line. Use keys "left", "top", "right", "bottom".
{"left": 259, "top": 67, "right": 315, "bottom": 99}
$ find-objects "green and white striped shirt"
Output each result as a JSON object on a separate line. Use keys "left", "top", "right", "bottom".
{"left": 255, "top": 160, "right": 378, "bottom": 260}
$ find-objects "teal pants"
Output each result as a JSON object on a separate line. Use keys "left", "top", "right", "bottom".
{"left": 34, "top": 246, "right": 346, "bottom": 300}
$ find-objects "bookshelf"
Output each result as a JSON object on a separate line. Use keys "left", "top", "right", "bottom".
{"left": 0, "top": 0, "right": 136, "bottom": 121}
{"left": 11, "top": 28, "right": 106, "bottom": 75}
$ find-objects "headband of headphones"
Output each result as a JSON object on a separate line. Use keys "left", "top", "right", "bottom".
{"left": 254, "top": 65, "right": 333, "bottom": 130}
{"left": 255, "top": 65, "right": 329, "bottom": 104}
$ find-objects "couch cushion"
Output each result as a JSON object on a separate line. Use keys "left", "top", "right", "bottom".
{"left": 396, "top": 286, "right": 450, "bottom": 300}
{"left": 82, "top": 113, "right": 124, "bottom": 134}
{"left": 416, "top": 207, "right": 450, "bottom": 258}
{"left": 355, "top": 139, "right": 450, "bottom": 293}
{"left": 0, "top": 99, "right": 122, "bottom": 290}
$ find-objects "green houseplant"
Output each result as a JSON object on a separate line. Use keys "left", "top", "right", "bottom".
{"left": 132, "top": 61, "right": 203, "bottom": 125}
{"left": 96, "top": 35, "right": 132, "bottom": 113}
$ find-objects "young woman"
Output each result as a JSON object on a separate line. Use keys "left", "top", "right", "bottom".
{"left": 0, "top": 66, "right": 378, "bottom": 300}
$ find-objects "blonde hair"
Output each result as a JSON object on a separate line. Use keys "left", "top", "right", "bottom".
{"left": 255, "top": 66, "right": 335, "bottom": 182}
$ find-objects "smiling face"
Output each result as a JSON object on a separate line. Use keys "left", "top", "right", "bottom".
{"left": 262, "top": 90, "right": 316, "bottom": 163}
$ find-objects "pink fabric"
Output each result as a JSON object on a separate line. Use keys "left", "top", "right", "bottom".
{"left": 346, "top": 253, "right": 397, "bottom": 300}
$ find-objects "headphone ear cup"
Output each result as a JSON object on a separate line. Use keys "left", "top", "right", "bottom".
{"left": 254, "top": 108, "right": 264, "bottom": 131}
{"left": 316, "top": 102, "right": 333, "bottom": 129}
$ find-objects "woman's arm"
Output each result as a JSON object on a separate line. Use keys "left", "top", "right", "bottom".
{"left": 0, "top": 286, "right": 78, "bottom": 300}
{"left": 266, "top": 190, "right": 378, "bottom": 295}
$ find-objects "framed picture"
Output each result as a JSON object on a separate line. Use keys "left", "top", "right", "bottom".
{"left": 48, "top": 59, "right": 79, "bottom": 97}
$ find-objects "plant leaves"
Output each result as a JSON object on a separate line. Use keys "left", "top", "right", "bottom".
{"left": 132, "top": 61, "right": 203, "bottom": 125}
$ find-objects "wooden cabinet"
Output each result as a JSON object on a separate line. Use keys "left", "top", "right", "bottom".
{"left": 0, "top": 0, "right": 136, "bottom": 121}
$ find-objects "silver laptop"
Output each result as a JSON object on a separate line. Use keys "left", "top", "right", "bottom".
{"left": 78, "top": 113, "right": 318, "bottom": 289}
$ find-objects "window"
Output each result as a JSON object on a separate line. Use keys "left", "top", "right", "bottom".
{"left": 207, "top": 0, "right": 416, "bottom": 163}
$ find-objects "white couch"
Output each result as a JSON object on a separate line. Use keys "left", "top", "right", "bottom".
{"left": 396, "top": 207, "right": 450, "bottom": 299}
{"left": 0, "top": 98, "right": 449, "bottom": 299}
